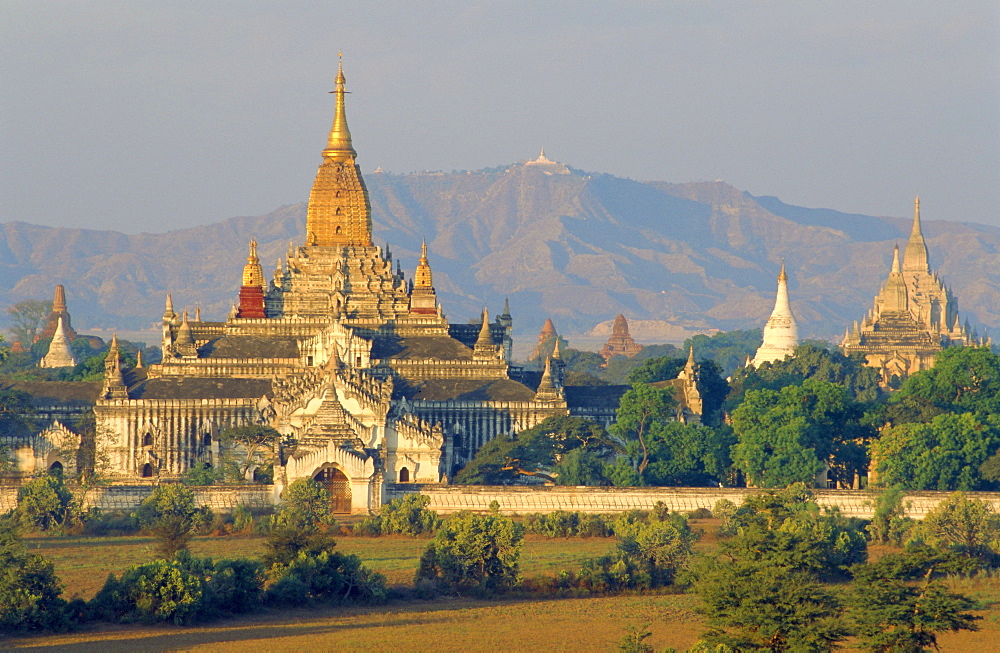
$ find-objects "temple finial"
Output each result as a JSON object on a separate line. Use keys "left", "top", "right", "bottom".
{"left": 323, "top": 54, "right": 356, "bottom": 161}
{"left": 903, "top": 195, "right": 929, "bottom": 274}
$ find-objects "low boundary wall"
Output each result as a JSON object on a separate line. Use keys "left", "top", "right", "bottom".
{"left": 384, "top": 484, "right": 1000, "bottom": 520}
{"left": 5, "top": 482, "right": 1000, "bottom": 520}
{"left": 0, "top": 484, "right": 273, "bottom": 514}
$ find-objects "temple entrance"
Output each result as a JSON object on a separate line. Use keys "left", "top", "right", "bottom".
{"left": 314, "top": 466, "right": 352, "bottom": 514}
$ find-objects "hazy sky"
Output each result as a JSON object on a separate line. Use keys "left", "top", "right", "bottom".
{"left": 2, "top": 2, "right": 998, "bottom": 233}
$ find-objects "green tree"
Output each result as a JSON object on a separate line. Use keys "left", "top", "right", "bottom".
{"left": 356, "top": 493, "right": 442, "bottom": 536}
{"left": 628, "top": 356, "right": 730, "bottom": 426}
{"left": 871, "top": 413, "right": 1000, "bottom": 491}
{"left": 729, "top": 343, "right": 883, "bottom": 407}
{"left": 850, "top": 551, "right": 980, "bottom": 651}
{"left": 731, "top": 379, "right": 873, "bottom": 488}
{"left": 6, "top": 299, "right": 51, "bottom": 348}
{"left": 218, "top": 425, "right": 288, "bottom": 482}
{"left": 264, "top": 478, "right": 336, "bottom": 565}
{"left": 693, "top": 558, "right": 845, "bottom": 652}
{"left": 136, "top": 484, "right": 210, "bottom": 558}
{"left": 610, "top": 384, "right": 676, "bottom": 479}
{"left": 716, "top": 485, "right": 867, "bottom": 581}
{"left": 888, "top": 346, "right": 1000, "bottom": 424}
{"left": 0, "top": 387, "right": 35, "bottom": 440}
{"left": 415, "top": 508, "right": 523, "bottom": 594}
{"left": 865, "top": 486, "right": 915, "bottom": 545}
{"left": 915, "top": 492, "right": 999, "bottom": 562}
{"left": 682, "top": 329, "right": 762, "bottom": 378}
{"left": 455, "top": 416, "right": 617, "bottom": 485}
{"left": 16, "top": 473, "right": 75, "bottom": 532}
{"left": 0, "top": 518, "right": 69, "bottom": 633}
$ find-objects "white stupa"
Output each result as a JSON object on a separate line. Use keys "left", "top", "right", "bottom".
{"left": 751, "top": 262, "right": 799, "bottom": 366}
{"left": 40, "top": 316, "right": 77, "bottom": 368}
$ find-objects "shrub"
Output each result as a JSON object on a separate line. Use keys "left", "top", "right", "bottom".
{"left": 16, "top": 473, "right": 76, "bottom": 532}
{"left": 688, "top": 507, "right": 713, "bottom": 520}
{"left": 714, "top": 484, "right": 868, "bottom": 581}
{"left": 577, "top": 512, "right": 696, "bottom": 592}
{"left": 264, "top": 478, "right": 336, "bottom": 565}
{"left": 231, "top": 506, "right": 254, "bottom": 534}
{"left": 136, "top": 484, "right": 213, "bottom": 557}
{"left": 915, "top": 492, "right": 1000, "bottom": 564}
{"left": 265, "top": 550, "right": 387, "bottom": 606}
{"left": 90, "top": 552, "right": 265, "bottom": 625}
{"left": 415, "top": 509, "right": 523, "bottom": 595}
{"left": 0, "top": 518, "right": 71, "bottom": 633}
{"left": 522, "top": 511, "right": 613, "bottom": 538}
{"left": 356, "top": 494, "right": 442, "bottom": 536}
{"left": 865, "top": 486, "right": 915, "bottom": 545}
{"left": 78, "top": 509, "right": 140, "bottom": 537}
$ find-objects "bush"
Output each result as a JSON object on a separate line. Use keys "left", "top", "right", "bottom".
{"left": 16, "top": 473, "right": 76, "bottom": 532}
{"left": 90, "top": 551, "right": 265, "bottom": 625}
{"left": 713, "top": 484, "right": 868, "bottom": 581}
{"left": 577, "top": 512, "right": 696, "bottom": 592}
{"left": 231, "top": 506, "right": 254, "bottom": 534}
{"left": 415, "top": 509, "right": 523, "bottom": 595}
{"left": 0, "top": 518, "right": 71, "bottom": 633}
{"left": 865, "top": 486, "right": 915, "bottom": 545}
{"left": 265, "top": 550, "right": 387, "bottom": 606}
{"left": 78, "top": 509, "right": 140, "bottom": 537}
{"left": 136, "top": 484, "right": 213, "bottom": 557}
{"left": 355, "top": 494, "right": 442, "bottom": 536}
{"left": 264, "top": 478, "right": 336, "bottom": 565}
{"left": 915, "top": 492, "right": 1000, "bottom": 565}
{"left": 522, "top": 511, "right": 613, "bottom": 538}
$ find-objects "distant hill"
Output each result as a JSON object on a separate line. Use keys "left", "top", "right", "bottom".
{"left": 2, "top": 162, "right": 998, "bottom": 345}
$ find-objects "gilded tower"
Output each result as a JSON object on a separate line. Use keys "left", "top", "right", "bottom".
{"left": 304, "top": 59, "right": 372, "bottom": 247}
{"left": 842, "top": 198, "right": 982, "bottom": 383}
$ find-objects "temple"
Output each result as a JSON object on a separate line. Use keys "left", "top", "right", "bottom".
{"left": 841, "top": 198, "right": 984, "bottom": 384}
{"left": 751, "top": 262, "right": 798, "bottom": 366}
{"left": 83, "top": 61, "right": 624, "bottom": 511}
{"left": 599, "top": 314, "right": 644, "bottom": 363}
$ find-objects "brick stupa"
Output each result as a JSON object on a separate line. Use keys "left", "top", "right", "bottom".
{"left": 600, "top": 314, "right": 643, "bottom": 362}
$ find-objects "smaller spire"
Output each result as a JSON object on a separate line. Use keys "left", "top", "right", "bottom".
{"left": 475, "top": 308, "right": 492, "bottom": 346}
{"left": 414, "top": 238, "right": 433, "bottom": 289}
{"left": 102, "top": 332, "right": 128, "bottom": 399}
{"left": 502, "top": 297, "right": 511, "bottom": 316}
{"left": 135, "top": 349, "right": 144, "bottom": 369}
{"left": 175, "top": 311, "right": 198, "bottom": 357}
{"left": 40, "top": 316, "right": 76, "bottom": 368}
{"left": 686, "top": 345, "right": 696, "bottom": 369}
{"left": 903, "top": 195, "right": 930, "bottom": 274}
{"left": 552, "top": 337, "right": 563, "bottom": 360}
{"left": 533, "top": 357, "right": 563, "bottom": 402}
{"left": 322, "top": 54, "right": 357, "bottom": 162}
{"left": 52, "top": 284, "right": 67, "bottom": 312}
{"left": 195, "top": 305, "right": 202, "bottom": 322}
{"left": 891, "top": 244, "right": 901, "bottom": 274}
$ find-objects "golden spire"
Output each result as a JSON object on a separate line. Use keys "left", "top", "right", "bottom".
{"left": 242, "top": 239, "right": 265, "bottom": 288}
{"left": 903, "top": 195, "right": 929, "bottom": 274}
{"left": 305, "top": 55, "right": 372, "bottom": 247}
{"left": 322, "top": 54, "right": 356, "bottom": 162}
{"left": 414, "top": 238, "right": 433, "bottom": 289}
{"left": 778, "top": 259, "right": 787, "bottom": 282}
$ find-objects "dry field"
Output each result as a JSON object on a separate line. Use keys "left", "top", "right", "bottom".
{"left": 4, "top": 522, "right": 1000, "bottom": 651}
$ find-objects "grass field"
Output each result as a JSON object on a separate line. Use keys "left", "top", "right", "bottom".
{"left": 6, "top": 521, "right": 1000, "bottom": 651}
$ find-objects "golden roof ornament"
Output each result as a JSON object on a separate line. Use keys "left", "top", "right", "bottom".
{"left": 242, "top": 239, "right": 265, "bottom": 288}
{"left": 414, "top": 238, "right": 433, "bottom": 289}
{"left": 323, "top": 54, "right": 356, "bottom": 162}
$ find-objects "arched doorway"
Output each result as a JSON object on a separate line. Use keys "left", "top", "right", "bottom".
{"left": 314, "top": 466, "right": 352, "bottom": 514}
{"left": 49, "top": 461, "right": 63, "bottom": 475}
{"left": 141, "top": 463, "right": 154, "bottom": 478}
{"left": 398, "top": 467, "right": 410, "bottom": 482}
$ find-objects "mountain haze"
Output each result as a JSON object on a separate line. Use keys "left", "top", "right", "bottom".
{"left": 2, "top": 162, "right": 998, "bottom": 346}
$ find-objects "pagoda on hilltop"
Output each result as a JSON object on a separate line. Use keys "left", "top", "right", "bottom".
{"left": 842, "top": 198, "right": 985, "bottom": 385}
{"left": 600, "top": 314, "right": 643, "bottom": 362}
{"left": 37, "top": 285, "right": 78, "bottom": 342}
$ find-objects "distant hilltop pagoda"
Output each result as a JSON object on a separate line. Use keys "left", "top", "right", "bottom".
{"left": 37, "top": 285, "right": 77, "bottom": 342}
{"left": 751, "top": 262, "right": 799, "bottom": 366}
{"left": 600, "top": 314, "right": 643, "bottom": 362}
{"left": 842, "top": 198, "right": 984, "bottom": 384}
{"left": 532, "top": 317, "right": 558, "bottom": 361}
{"left": 40, "top": 317, "right": 76, "bottom": 368}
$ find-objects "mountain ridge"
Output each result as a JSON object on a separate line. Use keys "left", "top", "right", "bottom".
{"left": 2, "top": 163, "right": 997, "bottom": 345}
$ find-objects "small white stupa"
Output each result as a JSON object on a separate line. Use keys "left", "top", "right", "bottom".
{"left": 751, "top": 262, "right": 799, "bottom": 366}
{"left": 40, "top": 317, "right": 77, "bottom": 368}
